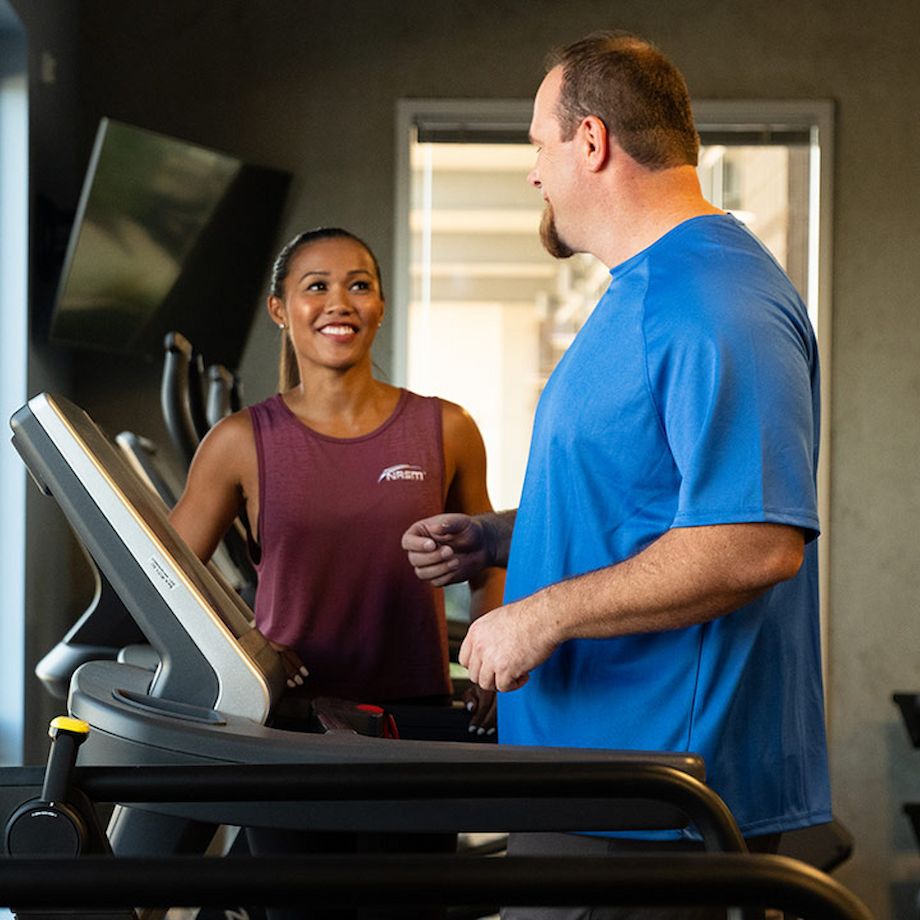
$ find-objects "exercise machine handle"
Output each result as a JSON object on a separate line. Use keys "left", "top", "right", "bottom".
{"left": 40, "top": 716, "right": 90, "bottom": 805}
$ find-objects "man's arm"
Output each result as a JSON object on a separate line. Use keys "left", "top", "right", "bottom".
{"left": 402, "top": 509, "right": 517, "bottom": 586}
{"left": 459, "top": 521, "right": 805, "bottom": 692}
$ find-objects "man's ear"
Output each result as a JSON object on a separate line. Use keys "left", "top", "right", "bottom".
{"left": 579, "top": 115, "right": 609, "bottom": 172}
{"left": 267, "top": 295, "right": 286, "bottom": 327}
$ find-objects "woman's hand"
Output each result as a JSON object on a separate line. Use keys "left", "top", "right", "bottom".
{"left": 268, "top": 639, "right": 309, "bottom": 689}
{"left": 464, "top": 683, "right": 497, "bottom": 736}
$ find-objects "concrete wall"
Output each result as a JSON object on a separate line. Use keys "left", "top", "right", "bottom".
{"left": 11, "top": 0, "right": 920, "bottom": 916}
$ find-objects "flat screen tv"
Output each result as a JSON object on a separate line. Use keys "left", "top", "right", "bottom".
{"left": 50, "top": 118, "right": 290, "bottom": 369}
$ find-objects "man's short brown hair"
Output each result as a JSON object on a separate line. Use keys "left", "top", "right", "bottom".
{"left": 546, "top": 30, "right": 700, "bottom": 169}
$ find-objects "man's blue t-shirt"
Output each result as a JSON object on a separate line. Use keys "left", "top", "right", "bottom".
{"left": 498, "top": 214, "right": 831, "bottom": 838}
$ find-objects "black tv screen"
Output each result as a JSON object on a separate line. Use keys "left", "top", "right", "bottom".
{"left": 50, "top": 118, "right": 290, "bottom": 368}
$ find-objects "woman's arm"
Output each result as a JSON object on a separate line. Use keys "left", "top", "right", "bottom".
{"left": 168, "top": 411, "right": 255, "bottom": 562}
{"left": 169, "top": 411, "right": 306, "bottom": 689}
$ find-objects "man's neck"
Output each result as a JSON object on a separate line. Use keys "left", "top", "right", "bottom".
{"left": 590, "top": 165, "right": 722, "bottom": 269}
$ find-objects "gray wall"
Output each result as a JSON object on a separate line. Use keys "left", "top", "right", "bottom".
{"left": 12, "top": 1, "right": 920, "bottom": 916}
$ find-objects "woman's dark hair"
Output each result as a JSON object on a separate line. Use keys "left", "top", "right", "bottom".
{"left": 546, "top": 30, "right": 699, "bottom": 169}
{"left": 270, "top": 228, "right": 384, "bottom": 391}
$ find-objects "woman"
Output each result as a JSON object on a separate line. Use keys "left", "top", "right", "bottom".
{"left": 170, "top": 226, "right": 503, "bottom": 731}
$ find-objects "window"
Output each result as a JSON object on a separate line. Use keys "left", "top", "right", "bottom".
{"left": 396, "top": 100, "right": 832, "bottom": 494}
{"left": 0, "top": 3, "right": 28, "bottom": 767}
{"left": 395, "top": 99, "right": 833, "bottom": 640}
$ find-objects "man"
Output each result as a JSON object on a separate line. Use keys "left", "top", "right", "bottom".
{"left": 402, "top": 29, "right": 830, "bottom": 916}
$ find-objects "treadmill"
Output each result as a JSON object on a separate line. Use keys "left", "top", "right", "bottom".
{"left": 33, "top": 337, "right": 253, "bottom": 704}
{"left": 9, "top": 392, "right": 724, "bottom": 847}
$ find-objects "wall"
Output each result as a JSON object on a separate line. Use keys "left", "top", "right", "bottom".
{"left": 14, "top": 0, "right": 920, "bottom": 916}
{"left": 6, "top": 0, "right": 84, "bottom": 766}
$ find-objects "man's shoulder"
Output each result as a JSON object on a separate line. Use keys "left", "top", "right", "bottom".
{"left": 647, "top": 214, "right": 763, "bottom": 266}
{"left": 644, "top": 216, "right": 804, "bottom": 324}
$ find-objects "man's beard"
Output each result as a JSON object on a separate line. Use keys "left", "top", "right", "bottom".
{"left": 540, "top": 204, "right": 575, "bottom": 259}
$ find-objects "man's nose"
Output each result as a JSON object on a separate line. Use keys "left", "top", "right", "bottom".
{"left": 527, "top": 167, "right": 541, "bottom": 189}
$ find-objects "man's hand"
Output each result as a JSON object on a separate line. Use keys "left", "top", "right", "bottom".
{"left": 458, "top": 593, "right": 560, "bottom": 693}
{"left": 401, "top": 513, "right": 492, "bottom": 587}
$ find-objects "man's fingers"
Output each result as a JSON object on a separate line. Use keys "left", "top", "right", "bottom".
{"left": 406, "top": 544, "right": 456, "bottom": 567}
{"left": 402, "top": 514, "right": 467, "bottom": 548}
{"left": 497, "top": 672, "right": 529, "bottom": 693}
{"left": 463, "top": 644, "right": 482, "bottom": 688}
{"left": 477, "top": 666, "right": 496, "bottom": 692}
{"left": 458, "top": 635, "right": 471, "bottom": 669}
{"left": 408, "top": 558, "right": 460, "bottom": 586}
{"left": 465, "top": 640, "right": 492, "bottom": 690}
{"left": 436, "top": 517, "right": 464, "bottom": 535}
{"left": 401, "top": 517, "right": 450, "bottom": 551}
{"left": 401, "top": 532, "right": 437, "bottom": 552}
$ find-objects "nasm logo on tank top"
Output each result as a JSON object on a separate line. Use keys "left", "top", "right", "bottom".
{"left": 378, "top": 463, "right": 427, "bottom": 483}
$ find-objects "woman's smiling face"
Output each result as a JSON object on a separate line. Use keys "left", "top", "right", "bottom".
{"left": 269, "top": 236, "right": 385, "bottom": 374}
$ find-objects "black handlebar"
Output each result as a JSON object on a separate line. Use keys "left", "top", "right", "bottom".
{"left": 161, "top": 331, "right": 201, "bottom": 466}
{"left": 64, "top": 760, "right": 743, "bottom": 852}
{"left": 0, "top": 854, "right": 874, "bottom": 920}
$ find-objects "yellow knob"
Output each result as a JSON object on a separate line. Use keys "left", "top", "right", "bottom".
{"left": 48, "top": 716, "right": 91, "bottom": 737}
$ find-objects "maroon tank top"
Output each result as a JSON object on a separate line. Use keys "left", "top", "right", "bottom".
{"left": 249, "top": 390, "right": 451, "bottom": 702}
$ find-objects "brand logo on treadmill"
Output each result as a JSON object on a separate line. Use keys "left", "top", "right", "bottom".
{"left": 149, "top": 557, "right": 177, "bottom": 590}
{"left": 378, "top": 463, "right": 427, "bottom": 483}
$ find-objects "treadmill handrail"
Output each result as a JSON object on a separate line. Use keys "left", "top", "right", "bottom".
{"left": 62, "top": 760, "right": 744, "bottom": 852}
{"left": 0, "top": 854, "right": 874, "bottom": 920}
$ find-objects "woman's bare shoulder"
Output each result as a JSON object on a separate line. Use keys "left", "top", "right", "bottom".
{"left": 437, "top": 397, "right": 487, "bottom": 476}
{"left": 438, "top": 397, "right": 480, "bottom": 442}
{"left": 191, "top": 408, "right": 256, "bottom": 472}
{"left": 205, "top": 407, "right": 253, "bottom": 442}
